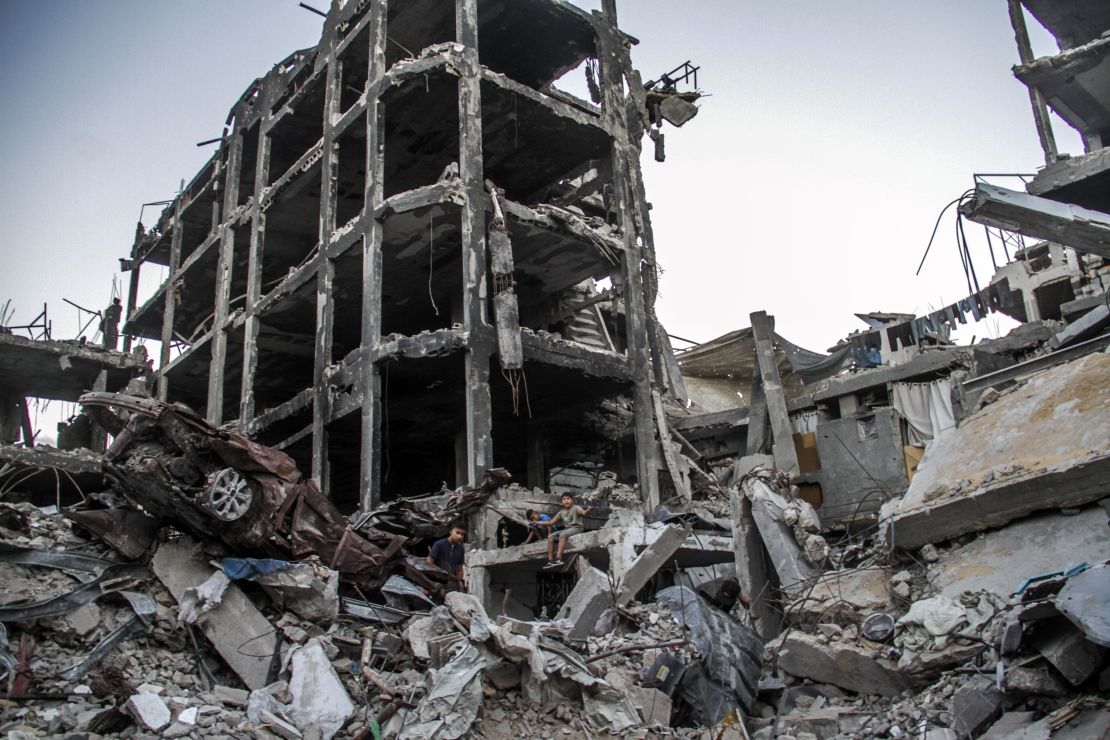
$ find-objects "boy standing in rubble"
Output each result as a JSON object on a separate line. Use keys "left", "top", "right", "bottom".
{"left": 542, "top": 495, "right": 591, "bottom": 567}
{"left": 428, "top": 525, "right": 467, "bottom": 592}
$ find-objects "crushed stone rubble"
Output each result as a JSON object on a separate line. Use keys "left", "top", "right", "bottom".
{"left": 3, "top": 491, "right": 1106, "bottom": 739}
{"left": 0, "top": 381, "right": 1107, "bottom": 738}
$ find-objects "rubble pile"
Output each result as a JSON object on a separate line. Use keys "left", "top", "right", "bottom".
{"left": 0, "top": 505, "right": 734, "bottom": 738}
{"left": 0, "top": 346, "right": 1108, "bottom": 739}
{"left": 4, "top": 0, "right": 1110, "bottom": 735}
{"left": 0, "top": 395, "right": 759, "bottom": 738}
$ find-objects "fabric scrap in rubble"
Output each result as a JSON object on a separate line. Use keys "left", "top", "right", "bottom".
{"left": 398, "top": 643, "right": 486, "bottom": 739}
{"left": 655, "top": 585, "right": 763, "bottom": 721}
{"left": 895, "top": 591, "right": 1004, "bottom": 652}
{"left": 178, "top": 570, "right": 232, "bottom": 625}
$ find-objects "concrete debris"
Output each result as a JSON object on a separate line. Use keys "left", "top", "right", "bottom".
{"left": 1031, "top": 619, "right": 1105, "bottom": 686}
{"left": 152, "top": 536, "right": 285, "bottom": 690}
{"left": 927, "top": 506, "right": 1110, "bottom": 598}
{"left": 287, "top": 638, "right": 355, "bottom": 740}
{"left": 1005, "top": 662, "right": 1070, "bottom": 697}
{"left": 4, "top": 4, "right": 1110, "bottom": 739}
{"left": 1055, "top": 561, "right": 1110, "bottom": 647}
{"left": 558, "top": 564, "right": 612, "bottom": 642}
{"left": 178, "top": 570, "right": 232, "bottom": 625}
{"left": 229, "top": 558, "right": 341, "bottom": 621}
{"left": 949, "top": 676, "right": 1004, "bottom": 736}
{"left": 125, "top": 690, "right": 172, "bottom": 731}
{"left": 772, "top": 630, "right": 911, "bottom": 697}
{"left": 892, "top": 352, "right": 1110, "bottom": 549}
{"left": 740, "top": 470, "right": 820, "bottom": 590}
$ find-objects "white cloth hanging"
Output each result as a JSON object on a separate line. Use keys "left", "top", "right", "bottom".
{"left": 790, "top": 410, "right": 818, "bottom": 435}
{"left": 891, "top": 378, "right": 955, "bottom": 446}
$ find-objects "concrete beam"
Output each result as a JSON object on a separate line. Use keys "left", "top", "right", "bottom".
{"left": 750, "top": 312, "right": 798, "bottom": 476}
{"left": 731, "top": 487, "right": 780, "bottom": 639}
{"left": 960, "top": 183, "right": 1110, "bottom": 259}
{"left": 743, "top": 478, "right": 818, "bottom": 592}
{"left": 614, "top": 523, "right": 689, "bottom": 603}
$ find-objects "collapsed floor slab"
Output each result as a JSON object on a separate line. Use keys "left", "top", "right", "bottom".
{"left": 151, "top": 537, "right": 286, "bottom": 690}
{"left": 891, "top": 351, "right": 1110, "bottom": 549}
{"left": 927, "top": 505, "right": 1110, "bottom": 598}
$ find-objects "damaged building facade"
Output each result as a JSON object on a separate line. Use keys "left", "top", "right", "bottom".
{"left": 116, "top": 0, "right": 686, "bottom": 515}
{"left": 2, "top": 1, "right": 1110, "bottom": 738}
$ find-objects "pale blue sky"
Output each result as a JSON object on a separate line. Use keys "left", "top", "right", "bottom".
{"left": 0, "top": 0, "right": 1079, "bottom": 363}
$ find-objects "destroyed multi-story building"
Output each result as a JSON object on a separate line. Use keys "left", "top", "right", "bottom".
{"left": 117, "top": 0, "right": 686, "bottom": 517}
{"left": 962, "top": 0, "right": 1110, "bottom": 300}
{"left": 0, "top": 327, "right": 149, "bottom": 498}
{"left": 2, "top": 1, "right": 1110, "bottom": 738}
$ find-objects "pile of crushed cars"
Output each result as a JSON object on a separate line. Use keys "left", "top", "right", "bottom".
{"left": 0, "top": 390, "right": 1108, "bottom": 738}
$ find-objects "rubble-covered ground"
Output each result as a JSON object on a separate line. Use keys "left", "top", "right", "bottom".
{"left": 2, "top": 359, "right": 1109, "bottom": 739}
{"left": 2, "top": 495, "right": 1108, "bottom": 739}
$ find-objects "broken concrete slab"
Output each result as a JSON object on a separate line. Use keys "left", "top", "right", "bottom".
{"left": 928, "top": 506, "right": 1110, "bottom": 598}
{"left": 893, "top": 352, "right": 1110, "bottom": 549}
{"left": 214, "top": 684, "right": 249, "bottom": 707}
{"left": 981, "top": 712, "right": 1043, "bottom": 740}
{"left": 287, "top": 638, "right": 354, "bottom": 740}
{"left": 949, "top": 676, "right": 1003, "bottom": 736}
{"left": 1032, "top": 619, "right": 1105, "bottom": 686}
{"left": 260, "top": 708, "right": 303, "bottom": 740}
{"left": 484, "top": 659, "right": 522, "bottom": 690}
{"left": 775, "top": 706, "right": 872, "bottom": 739}
{"left": 1053, "top": 709, "right": 1110, "bottom": 739}
{"left": 614, "top": 523, "right": 689, "bottom": 603}
{"left": 1050, "top": 303, "right": 1110, "bottom": 349}
{"left": 791, "top": 567, "right": 891, "bottom": 622}
{"left": 65, "top": 602, "right": 102, "bottom": 638}
{"left": 960, "top": 182, "right": 1110, "bottom": 259}
{"left": 559, "top": 564, "right": 612, "bottom": 642}
{"left": 151, "top": 536, "right": 283, "bottom": 690}
{"left": 1004, "top": 661, "right": 1069, "bottom": 697}
{"left": 0, "top": 331, "right": 148, "bottom": 403}
{"left": 1056, "top": 561, "right": 1110, "bottom": 647}
{"left": 773, "top": 631, "right": 911, "bottom": 697}
{"left": 630, "top": 685, "right": 671, "bottom": 728}
{"left": 125, "top": 691, "right": 171, "bottom": 732}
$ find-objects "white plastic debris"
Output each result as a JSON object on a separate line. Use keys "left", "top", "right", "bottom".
{"left": 399, "top": 643, "right": 486, "bottom": 739}
{"left": 178, "top": 570, "right": 231, "bottom": 625}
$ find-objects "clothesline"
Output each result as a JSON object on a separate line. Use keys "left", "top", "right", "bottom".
{"left": 847, "top": 277, "right": 1013, "bottom": 354}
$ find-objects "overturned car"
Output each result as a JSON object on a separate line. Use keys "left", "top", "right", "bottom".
{"left": 78, "top": 392, "right": 507, "bottom": 592}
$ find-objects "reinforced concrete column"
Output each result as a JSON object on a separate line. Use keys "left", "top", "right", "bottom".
{"left": 597, "top": 1, "right": 660, "bottom": 513}
{"left": 358, "top": 0, "right": 387, "bottom": 512}
{"left": 457, "top": 0, "right": 494, "bottom": 488}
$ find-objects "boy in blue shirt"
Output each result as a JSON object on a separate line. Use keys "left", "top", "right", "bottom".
{"left": 523, "top": 509, "right": 554, "bottom": 544}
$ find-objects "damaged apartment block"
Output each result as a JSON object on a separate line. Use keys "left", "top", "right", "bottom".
{"left": 4, "top": 1, "right": 1110, "bottom": 739}
{"left": 0, "top": 329, "right": 150, "bottom": 499}
{"left": 118, "top": 0, "right": 686, "bottom": 517}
